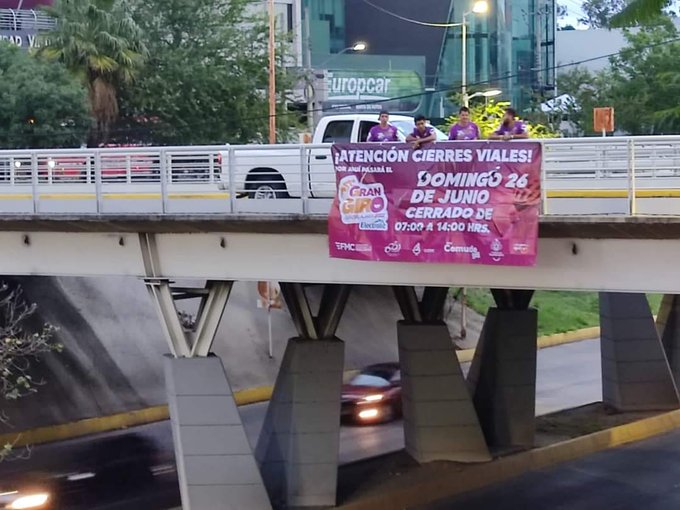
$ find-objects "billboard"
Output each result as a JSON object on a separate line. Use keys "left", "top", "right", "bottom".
{"left": 322, "top": 69, "right": 423, "bottom": 114}
{"left": 328, "top": 141, "right": 542, "bottom": 266}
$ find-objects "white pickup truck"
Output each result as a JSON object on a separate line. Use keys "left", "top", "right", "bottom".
{"left": 222, "top": 113, "right": 448, "bottom": 199}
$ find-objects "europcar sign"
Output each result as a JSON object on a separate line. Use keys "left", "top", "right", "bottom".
{"left": 323, "top": 69, "right": 423, "bottom": 113}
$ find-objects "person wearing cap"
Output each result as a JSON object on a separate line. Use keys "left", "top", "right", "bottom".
{"left": 448, "top": 106, "right": 480, "bottom": 140}
{"left": 489, "top": 107, "right": 529, "bottom": 140}
{"left": 406, "top": 114, "right": 437, "bottom": 148}
{"left": 367, "top": 110, "right": 399, "bottom": 142}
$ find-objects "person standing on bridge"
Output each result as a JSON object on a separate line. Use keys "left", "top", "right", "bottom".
{"left": 406, "top": 114, "right": 437, "bottom": 148}
{"left": 489, "top": 107, "right": 529, "bottom": 140}
{"left": 367, "top": 111, "right": 399, "bottom": 142}
{"left": 448, "top": 107, "right": 480, "bottom": 140}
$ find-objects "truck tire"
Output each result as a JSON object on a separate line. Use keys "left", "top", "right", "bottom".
{"left": 247, "top": 173, "right": 288, "bottom": 199}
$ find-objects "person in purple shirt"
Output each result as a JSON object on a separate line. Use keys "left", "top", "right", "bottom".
{"left": 406, "top": 114, "right": 437, "bottom": 148}
{"left": 367, "top": 110, "right": 399, "bottom": 142}
{"left": 448, "top": 106, "right": 480, "bottom": 140}
{"left": 489, "top": 107, "right": 529, "bottom": 140}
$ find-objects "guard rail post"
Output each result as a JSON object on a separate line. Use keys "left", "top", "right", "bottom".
{"left": 540, "top": 142, "right": 548, "bottom": 215}
{"left": 30, "top": 152, "right": 38, "bottom": 214}
{"left": 160, "top": 149, "right": 168, "bottom": 214}
{"left": 228, "top": 147, "right": 236, "bottom": 214}
{"left": 300, "top": 145, "right": 309, "bottom": 214}
{"left": 94, "top": 152, "right": 103, "bottom": 213}
{"left": 628, "top": 139, "right": 637, "bottom": 216}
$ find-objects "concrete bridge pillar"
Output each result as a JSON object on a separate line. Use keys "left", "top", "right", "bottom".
{"left": 468, "top": 289, "right": 537, "bottom": 451}
{"left": 657, "top": 294, "right": 680, "bottom": 386}
{"left": 255, "top": 283, "right": 350, "bottom": 508}
{"left": 393, "top": 286, "right": 491, "bottom": 463}
{"left": 600, "top": 292, "right": 680, "bottom": 411}
{"left": 145, "top": 277, "right": 272, "bottom": 510}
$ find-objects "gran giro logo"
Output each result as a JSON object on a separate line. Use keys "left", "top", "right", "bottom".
{"left": 338, "top": 175, "right": 388, "bottom": 231}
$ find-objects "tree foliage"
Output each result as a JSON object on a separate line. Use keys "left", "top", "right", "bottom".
{"left": 0, "top": 283, "right": 61, "bottom": 462}
{"left": 0, "top": 43, "right": 89, "bottom": 148}
{"left": 579, "top": 0, "right": 626, "bottom": 27}
{"left": 443, "top": 100, "right": 560, "bottom": 139}
{"left": 39, "top": 0, "right": 147, "bottom": 145}
{"left": 120, "top": 0, "right": 301, "bottom": 145}
{"left": 558, "top": 21, "right": 680, "bottom": 135}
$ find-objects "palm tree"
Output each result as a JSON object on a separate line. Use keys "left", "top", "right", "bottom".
{"left": 38, "top": 0, "right": 147, "bottom": 145}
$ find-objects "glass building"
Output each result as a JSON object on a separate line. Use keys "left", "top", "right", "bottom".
{"left": 302, "top": 0, "right": 555, "bottom": 118}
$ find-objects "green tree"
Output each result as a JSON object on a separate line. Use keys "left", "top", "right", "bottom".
{"left": 1, "top": 283, "right": 61, "bottom": 462}
{"left": 443, "top": 100, "right": 560, "bottom": 139}
{"left": 0, "top": 42, "right": 89, "bottom": 148}
{"left": 556, "top": 67, "right": 615, "bottom": 136}
{"left": 608, "top": 20, "right": 680, "bottom": 133}
{"left": 38, "top": 0, "right": 147, "bottom": 146}
{"left": 121, "top": 0, "right": 300, "bottom": 145}
{"left": 557, "top": 22, "right": 680, "bottom": 135}
{"left": 610, "top": 0, "right": 674, "bottom": 26}
{"left": 579, "top": 0, "right": 626, "bottom": 28}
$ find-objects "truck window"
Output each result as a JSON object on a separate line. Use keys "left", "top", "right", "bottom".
{"left": 322, "top": 121, "right": 353, "bottom": 143}
{"left": 359, "top": 121, "right": 378, "bottom": 142}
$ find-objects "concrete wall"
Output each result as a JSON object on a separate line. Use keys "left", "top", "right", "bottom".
{"left": 0, "top": 277, "right": 480, "bottom": 430}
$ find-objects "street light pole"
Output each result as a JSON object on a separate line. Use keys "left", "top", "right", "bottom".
{"left": 268, "top": 0, "right": 276, "bottom": 144}
{"left": 462, "top": 17, "right": 468, "bottom": 107}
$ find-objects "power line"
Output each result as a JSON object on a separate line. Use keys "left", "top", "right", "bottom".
{"left": 355, "top": 0, "right": 460, "bottom": 27}
{"left": 2, "top": 34, "right": 680, "bottom": 142}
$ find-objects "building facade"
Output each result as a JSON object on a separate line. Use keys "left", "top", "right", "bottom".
{"left": 303, "top": 0, "right": 556, "bottom": 119}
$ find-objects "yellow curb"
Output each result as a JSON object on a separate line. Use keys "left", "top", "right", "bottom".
{"left": 337, "top": 408, "right": 680, "bottom": 510}
{"left": 0, "top": 386, "right": 274, "bottom": 448}
{"left": 0, "top": 327, "right": 601, "bottom": 448}
{"left": 456, "top": 324, "right": 601, "bottom": 363}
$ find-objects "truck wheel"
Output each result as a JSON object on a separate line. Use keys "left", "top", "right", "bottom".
{"left": 248, "top": 175, "right": 288, "bottom": 199}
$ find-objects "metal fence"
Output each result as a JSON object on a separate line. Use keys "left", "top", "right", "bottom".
{"left": 1, "top": 137, "right": 680, "bottom": 216}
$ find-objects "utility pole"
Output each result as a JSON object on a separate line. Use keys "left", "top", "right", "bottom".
{"left": 268, "top": 0, "right": 276, "bottom": 144}
{"left": 304, "top": 6, "right": 314, "bottom": 133}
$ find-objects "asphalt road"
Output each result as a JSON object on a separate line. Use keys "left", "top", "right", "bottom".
{"left": 0, "top": 338, "right": 602, "bottom": 509}
{"left": 418, "top": 428, "right": 680, "bottom": 510}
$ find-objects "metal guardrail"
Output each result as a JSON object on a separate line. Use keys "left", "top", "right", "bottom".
{"left": 1, "top": 137, "right": 680, "bottom": 216}
{"left": 0, "top": 9, "right": 55, "bottom": 31}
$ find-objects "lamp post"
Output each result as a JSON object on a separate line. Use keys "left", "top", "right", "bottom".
{"left": 461, "top": 0, "right": 489, "bottom": 107}
{"left": 467, "top": 88, "right": 502, "bottom": 106}
{"left": 318, "top": 42, "right": 367, "bottom": 67}
{"left": 305, "top": 42, "right": 367, "bottom": 133}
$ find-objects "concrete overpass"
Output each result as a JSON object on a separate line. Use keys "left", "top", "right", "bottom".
{"left": 3, "top": 138, "right": 680, "bottom": 509}
{"left": 0, "top": 212, "right": 679, "bottom": 510}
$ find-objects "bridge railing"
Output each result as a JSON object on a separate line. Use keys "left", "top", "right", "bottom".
{"left": 1, "top": 137, "right": 680, "bottom": 216}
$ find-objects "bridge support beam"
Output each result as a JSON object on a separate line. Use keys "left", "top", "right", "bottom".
{"left": 657, "top": 294, "right": 680, "bottom": 386}
{"left": 394, "top": 286, "right": 491, "bottom": 463}
{"left": 256, "top": 283, "right": 350, "bottom": 508}
{"left": 468, "top": 289, "right": 537, "bottom": 451}
{"left": 600, "top": 292, "right": 680, "bottom": 411}
{"left": 144, "top": 273, "right": 272, "bottom": 509}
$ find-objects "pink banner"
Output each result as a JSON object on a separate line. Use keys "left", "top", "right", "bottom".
{"left": 328, "top": 142, "right": 542, "bottom": 266}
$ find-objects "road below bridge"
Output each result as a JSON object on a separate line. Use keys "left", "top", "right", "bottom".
{"left": 0, "top": 338, "right": 602, "bottom": 509}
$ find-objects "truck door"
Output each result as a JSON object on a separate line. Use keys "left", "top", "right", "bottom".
{"left": 309, "top": 120, "right": 353, "bottom": 198}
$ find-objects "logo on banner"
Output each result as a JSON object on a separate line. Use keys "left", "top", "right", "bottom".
{"left": 444, "top": 242, "right": 481, "bottom": 260}
{"left": 412, "top": 243, "right": 422, "bottom": 256}
{"left": 490, "top": 239, "right": 504, "bottom": 262}
{"left": 384, "top": 241, "right": 402, "bottom": 255}
{"left": 338, "top": 175, "right": 388, "bottom": 231}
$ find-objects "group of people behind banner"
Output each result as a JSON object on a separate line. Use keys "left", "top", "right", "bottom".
{"left": 366, "top": 107, "right": 528, "bottom": 145}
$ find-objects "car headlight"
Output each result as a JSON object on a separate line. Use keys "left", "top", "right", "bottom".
{"left": 363, "top": 394, "right": 383, "bottom": 402}
{"left": 9, "top": 493, "right": 49, "bottom": 509}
